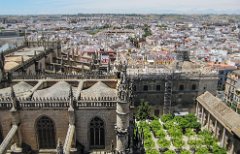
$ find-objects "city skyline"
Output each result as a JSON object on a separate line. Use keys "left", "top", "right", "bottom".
{"left": 0, "top": 0, "right": 240, "bottom": 15}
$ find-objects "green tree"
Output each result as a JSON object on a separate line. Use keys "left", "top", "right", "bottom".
{"left": 164, "top": 150, "right": 176, "bottom": 154}
{"left": 161, "top": 114, "right": 174, "bottom": 123}
{"left": 180, "top": 150, "right": 191, "bottom": 154}
{"left": 195, "top": 147, "right": 209, "bottom": 154}
{"left": 212, "top": 144, "right": 227, "bottom": 154}
{"left": 136, "top": 100, "right": 151, "bottom": 120}
{"left": 158, "top": 138, "right": 170, "bottom": 148}
{"left": 146, "top": 149, "right": 159, "bottom": 154}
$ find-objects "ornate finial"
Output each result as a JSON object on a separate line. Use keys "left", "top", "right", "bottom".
{"left": 10, "top": 86, "right": 17, "bottom": 111}
{"left": 60, "top": 56, "right": 64, "bottom": 73}
{"left": 68, "top": 86, "right": 75, "bottom": 125}
{"left": 111, "top": 140, "right": 114, "bottom": 152}
{"left": 69, "top": 86, "right": 74, "bottom": 100}
{"left": 21, "top": 56, "right": 24, "bottom": 64}
{"left": 10, "top": 86, "right": 16, "bottom": 99}
{"left": 68, "top": 86, "right": 75, "bottom": 110}
{"left": 67, "top": 51, "right": 70, "bottom": 62}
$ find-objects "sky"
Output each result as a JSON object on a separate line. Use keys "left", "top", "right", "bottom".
{"left": 0, "top": 0, "right": 240, "bottom": 15}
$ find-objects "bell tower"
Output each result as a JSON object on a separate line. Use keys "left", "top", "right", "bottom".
{"left": 116, "top": 62, "right": 130, "bottom": 153}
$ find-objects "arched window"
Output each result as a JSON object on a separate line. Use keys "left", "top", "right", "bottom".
{"left": 0, "top": 124, "right": 3, "bottom": 144}
{"left": 36, "top": 116, "right": 56, "bottom": 149}
{"left": 143, "top": 85, "right": 148, "bottom": 91}
{"left": 90, "top": 117, "right": 105, "bottom": 149}
{"left": 179, "top": 85, "right": 184, "bottom": 91}
{"left": 192, "top": 84, "right": 196, "bottom": 90}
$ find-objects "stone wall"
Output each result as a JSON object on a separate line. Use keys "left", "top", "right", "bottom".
{"left": 0, "top": 109, "right": 69, "bottom": 150}
{"left": 75, "top": 108, "right": 116, "bottom": 152}
{"left": 19, "top": 110, "right": 69, "bottom": 150}
{"left": 133, "top": 76, "right": 218, "bottom": 115}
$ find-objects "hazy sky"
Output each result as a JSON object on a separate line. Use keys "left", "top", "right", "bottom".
{"left": 0, "top": 0, "right": 240, "bottom": 14}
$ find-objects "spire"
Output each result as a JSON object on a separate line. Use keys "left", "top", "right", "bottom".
{"left": 121, "top": 61, "right": 127, "bottom": 84}
{"left": 69, "top": 86, "right": 74, "bottom": 100}
{"left": 68, "top": 86, "right": 75, "bottom": 125}
{"left": 72, "top": 48, "right": 74, "bottom": 60}
{"left": 10, "top": 86, "right": 16, "bottom": 99}
{"left": 68, "top": 86, "right": 74, "bottom": 110}
{"left": 118, "top": 61, "right": 128, "bottom": 101}
{"left": 60, "top": 56, "right": 64, "bottom": 73}
{"left": 10, "top": 86, "right": 17, "bottom": 111}
{"left": 67, "top": 51, "right": 70, "bottom": 63}
{"left": 107, "top": 59, "right": 111, "bottom": 73}
{"left": 21, "top": 56, "right": 24, "bottom": 64}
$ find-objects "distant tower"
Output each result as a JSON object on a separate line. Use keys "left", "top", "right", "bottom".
{"left": 175, "top": 47, "right": 190, "bottom": 70}
{"left": 116, "top": 62, "right": 129, "bottom": 153}
{"left": 176, "top": 47, "right": 190, "bottom": 62}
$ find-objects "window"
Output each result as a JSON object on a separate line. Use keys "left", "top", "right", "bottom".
{"left": 36, "top": 116, "right": 56, "bottom": 149}
{"left": 90, "top": 117, "right": 105, "bottom": 149}
{"left": 143, "top": 85, "right": 148, "bottom": 91}
{"left": 179, "top": 85, "right": 184, "bottom": 91}
{"left": 156, "top": 85, "right": 161, "bottom": 91}
{"left": 192, "top": 84, "right": 196, "bottom": 90}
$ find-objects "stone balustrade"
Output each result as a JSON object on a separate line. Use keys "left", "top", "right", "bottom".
{"left": 0, "top": 97, "right": 118, "bottom": 110}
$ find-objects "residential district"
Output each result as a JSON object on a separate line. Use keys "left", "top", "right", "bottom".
{"left": 0, "top": 14, "right": 240, "bottom": 154}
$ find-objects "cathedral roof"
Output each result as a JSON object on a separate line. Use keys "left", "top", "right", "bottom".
{"left": 0, "top": 81, "right": 33, "bottom": 98}
{"left": 32, "top": 81, "right": 77, "bottom": 99}
{"left": 4, "top": 61, "right": 19, "bottom": 71}
{"left": 81, "top": 81, "right": 117, "bottom": 98}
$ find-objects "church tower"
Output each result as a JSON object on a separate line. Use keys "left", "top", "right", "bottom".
{"left": 116, "top": 63, "right": 129, "bottom": 153}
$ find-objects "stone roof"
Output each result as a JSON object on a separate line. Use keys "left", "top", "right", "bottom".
{"left": 81, "top": 81, "right": 117, "bottom": 98}
{"left": 0, "top": 81, "right": 33, "bottom": 98}
{"left": 12, "top": 47, "right": 44, "bottom": 56}
{"left": 197, "top": 91, "right": 240, "bottom": 138}
{"left": 170, "top": 61, "right": 201, "bottom": 71}
{"left": 32, "top": 81, "right": 77, "bottom": 99}
{"left": 4, "top": 61, "right": 19, "bottom": 71}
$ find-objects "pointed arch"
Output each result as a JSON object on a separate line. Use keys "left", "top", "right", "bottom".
{"left": 35, "top": 116, "right": 56, "bottom": 149}
{"left": 89, "top": 117, "right": 105, "bottom": 149}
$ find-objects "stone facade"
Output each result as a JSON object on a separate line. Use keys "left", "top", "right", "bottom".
{"left": 196, "top": 91, "right": 240, "bottom": 154}
{"left": 0, "top": 77, "right": 131, "bottom": 154}
{"left": 224, "top": 70, "right": 240, "bottom": 113}
{"left": 130, "top": 71, "right": 218, "bottom": 115}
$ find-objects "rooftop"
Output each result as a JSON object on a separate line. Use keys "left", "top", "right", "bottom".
{"left": 197, "top": 91, "right": 240, "bottom": 138}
